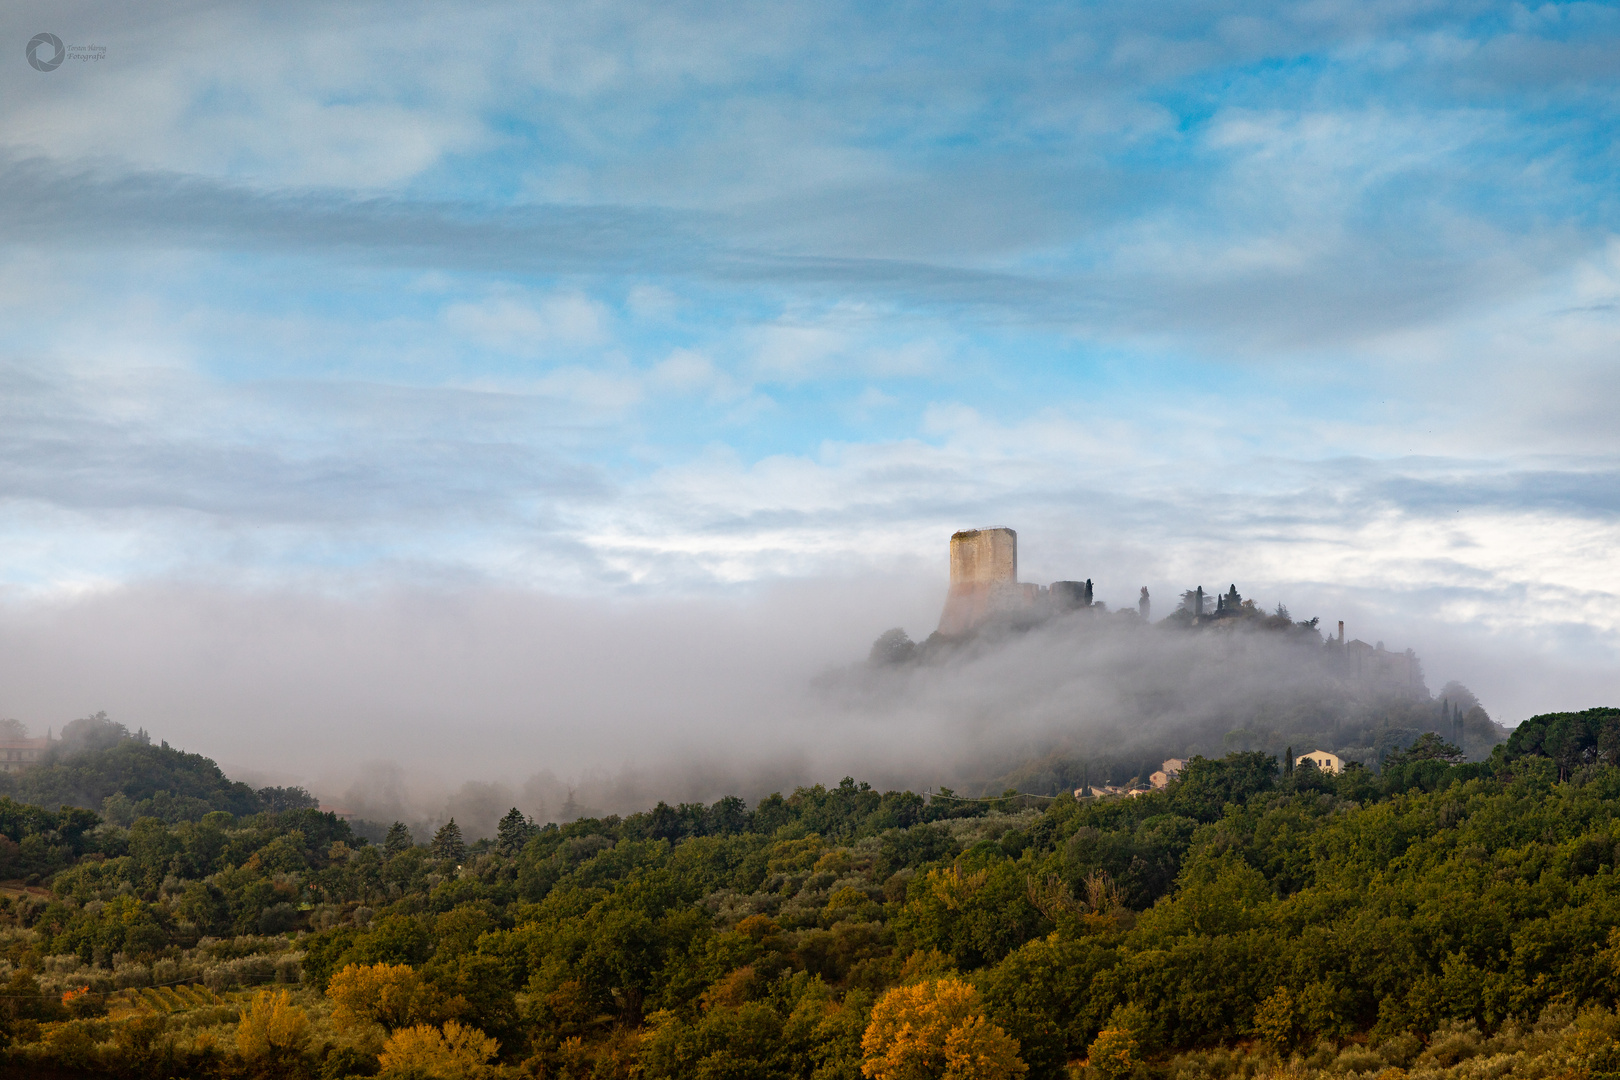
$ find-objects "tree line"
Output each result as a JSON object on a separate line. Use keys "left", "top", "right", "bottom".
{"left": 0, "top": 710, "right": 1610, "bottom": 1077}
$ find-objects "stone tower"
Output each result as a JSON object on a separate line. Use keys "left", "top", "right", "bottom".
{"left": 938, "top": 528, "right": 1020, "bottom": 635}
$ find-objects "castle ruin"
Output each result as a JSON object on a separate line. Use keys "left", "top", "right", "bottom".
{"left": 938, "top": 528, "right": 1095, "bottom": 635}
{"left": 938, "top": 528, "right": 1021, "bottom": 635}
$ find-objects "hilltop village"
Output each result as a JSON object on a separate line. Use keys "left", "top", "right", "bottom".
{"left": 865, "top": 527, "right": 1507, "bottom": 785}
{"left": 1083, "top": 749, "right": 1355, "bottom": 801}
{"left": 904, "top": 527, "right": 1424, "bottom": 695}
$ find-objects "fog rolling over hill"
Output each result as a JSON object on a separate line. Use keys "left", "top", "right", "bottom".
{"left": 0, "top": 563, "right": 1507, "bottom": 840}
{"left": 330, "top": 585, "right": 1506, "bottom": 839}
{"left": 820, "top": 596, "right": 1506, "bottom": 798}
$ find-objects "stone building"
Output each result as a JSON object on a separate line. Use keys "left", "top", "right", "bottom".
{"left": 0, "top": 735, "right": 50, "bottom": 774}
{"left": 938, "top": 528, "right": 1024, "bottom": 635}
{"left": 936, "top": 527, "right": 1112, "bottom": 635}
{"left": 1150, "top": 758, "right": 1186, "bottom": 789}
{"left": 1296, "top": 749, "right": 1343, "bottom": 774}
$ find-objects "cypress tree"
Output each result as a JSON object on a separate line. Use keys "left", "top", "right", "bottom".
{"left": 384, "top": 821, "right": 413, "bottom": 857}
{"left": 431, "top": 818, "right": 467, "bottom": 863}
{"left": 496, "top": 807, "right": 536, "bottom": 857}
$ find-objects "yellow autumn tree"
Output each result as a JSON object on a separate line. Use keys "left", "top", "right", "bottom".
{"left": 378, "top": 1019, "right": 498, "bottom": 1080}
{"left": 1251, "top": 987, "right": 1296, "bottom": 1053}
{"left": 328, "top": 961, "right": 453, "bottom": 1032}
{"left": 1084, "top": 1026, "right": 1137, "bottom": 1080}
{"left": 236, "top": 989, "right": 310, "bottom": 1071}
{"left": 861, "top": 975, "right": 1027, "bottom": 1080}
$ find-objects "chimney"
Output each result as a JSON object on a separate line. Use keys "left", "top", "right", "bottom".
{"left": 1337, "top": 620, "right": 1344, "bottom": 645}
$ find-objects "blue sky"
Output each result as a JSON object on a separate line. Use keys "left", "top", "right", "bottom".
{"left": 1, "top": 0, "right": 1619, "bottom": 777}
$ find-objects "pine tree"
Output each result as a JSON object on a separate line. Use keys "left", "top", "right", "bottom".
{"left": 431, "top": 818, "right": 466, "bottom": 863}
{"left": 1285, "top": 746, "right": 1294, "bottom": 777}
{"left": 384, "top": 821, "right": 414, "bottom": 857}
{"left": 496, "top": 807, "right": 535, "bottom": 857}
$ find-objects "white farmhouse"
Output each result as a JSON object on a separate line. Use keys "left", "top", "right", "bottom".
{"left": 1296, "top": 750, "right": 1343, "bottom": 774}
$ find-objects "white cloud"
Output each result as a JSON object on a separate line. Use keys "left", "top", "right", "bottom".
{"left": 528, "top": 364, "right": 642, "bottom": 413}
{"left": 444, "top": 290, "right": 611, "bottom": 354}
{"left": 627, "top": 284, "right": 679, "bottom": 321}
{"left": 649, "top": 348, "right": 716, "bottom": 391}
{"left": 744, "top": 308, "right": 944, "bottom": 384}
{"left": 0, "top": 3, "right": 493, "bottom": 189}
{"left": 646, "top": 347, "right": 755, "bottom": 407}
{"left": 747, "top": 322, "right": 847, "bottom": 382}
{"left": 844, "top": 385, "right": 898, "bottom": 421}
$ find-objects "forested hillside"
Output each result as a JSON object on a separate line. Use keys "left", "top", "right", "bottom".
{"left": 0, "top": 714, "right": 318, "bottom": 827}
{"left": 848, "top": 604, "right": 1512, "bottom": 802}
{"left": 0, "top": 715, "right": 1615, "bottom": 1077}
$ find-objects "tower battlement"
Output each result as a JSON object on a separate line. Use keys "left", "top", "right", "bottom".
{"left": 938, "top": 528, "right": 1026, "bottom": 635}
{"left": 936, "top": 528, "right": 1100, "bottom": 635}
{"left": 949, "top": 528, "right": 1017, "bottom": 586}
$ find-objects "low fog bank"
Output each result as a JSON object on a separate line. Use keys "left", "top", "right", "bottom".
{"left": 824, "top": 603, "right": 1509, "bottom": 794}
{"left": 0, "top": 573, "right": 945, "bottom": 826}
{"left": 0, "top": 573, "right": 1608, "bottom": 840}
{"left": 283, "top": 602, "right": 1515, "bottom": 842}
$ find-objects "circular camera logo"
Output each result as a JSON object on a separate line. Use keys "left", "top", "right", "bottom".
{"left": 26, "top": 32, "right": 64, "bottom": 72}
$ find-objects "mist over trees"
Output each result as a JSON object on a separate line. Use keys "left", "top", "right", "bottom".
{"left": 0, "top": 592, "right": 1571, "bottom": 1078}
{"left": 0, "top": 713, "right": 318, "bottom": 825}
{"left": 0, "top": 582, "right": 1515, "bottom": 843}
{"left": 0, "top": 721, "right": 1605, "bottom": 1076}
{"left": 849, "top": 590, "right": 1509, "bottom": 794}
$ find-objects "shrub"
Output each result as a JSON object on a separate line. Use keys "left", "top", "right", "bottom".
{"left": 1086, "top": 1027, "right": 1138, "bottom": 1080}
{"left": 861, "top": 975, "right": 1027, "bottom": 1080}
{"left": 1333, "top": 1046, "right": 1385, "bottom": 1073}
{"left": 328, "top": 962, "right": 451, "bottom": 1033}
{"left": 113, "top": 962, "right": 152, "bottom": 989}
{"left": 237, "top": 988, "right": 310, "bottom": 1073}
{"left": 377, "top": 1019, "right": 497, "bottom": 1079}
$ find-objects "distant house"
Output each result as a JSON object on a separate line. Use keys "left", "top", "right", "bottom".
{"left": 0, "top": 736, "right": 50, "bottom": 774}
{"left": 1150, "top": 758, "right": 1186, "bottom": 789}
{"left": 1296, "top": 750, "right": 1343, "bottom": 774}
{"left": 1076, "top": 778, "right": 1164, "bottom": 800}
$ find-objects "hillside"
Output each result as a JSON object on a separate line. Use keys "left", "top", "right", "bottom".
{"left": 853, "top": 598, "right": 1511, "bottom": 796}
{"left": 0, "top": 713, "right": 316, "bottom": 824}
{"left": 0, "top": 713, "right": 1609, "bottom": 1077}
